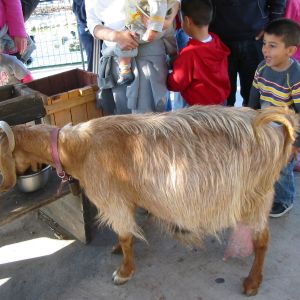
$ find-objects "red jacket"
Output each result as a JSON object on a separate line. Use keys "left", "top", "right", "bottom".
{"left": 167, "top": 33, "right": 231, "bottom": 105}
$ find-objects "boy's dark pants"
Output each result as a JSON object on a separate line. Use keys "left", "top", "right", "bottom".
{"left": 225, "top": 39, "right": 263, "bottom": 107}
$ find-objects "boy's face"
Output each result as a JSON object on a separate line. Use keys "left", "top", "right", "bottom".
{"left": 262, "top": 33, "right": 297, "bottom": 71}
{"left": 181, "top": 13, "right": 192, "bottom": 36}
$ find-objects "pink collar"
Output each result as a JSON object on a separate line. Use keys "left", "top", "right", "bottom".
{"left": 50, "top": 128, "right": 70, "bottom": 182}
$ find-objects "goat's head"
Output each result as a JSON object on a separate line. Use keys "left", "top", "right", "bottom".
{"left": 0, "top": 121, "right": 17, "bottom": 192}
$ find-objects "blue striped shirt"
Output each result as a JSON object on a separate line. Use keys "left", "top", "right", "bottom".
{"left": 249, "top": 59, "right": 300, "bottom": 146}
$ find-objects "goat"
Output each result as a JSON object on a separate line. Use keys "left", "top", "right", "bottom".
{"left": 0, "top": 105, "right": 298, "bottom": 296}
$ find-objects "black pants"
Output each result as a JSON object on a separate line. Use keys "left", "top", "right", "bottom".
{"left": 225, "top": 39, "right": 263, "bottom": 106}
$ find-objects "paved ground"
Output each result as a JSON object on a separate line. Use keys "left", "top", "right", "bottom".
{"left": 0, "top": 172, "right": 299, "bottom": 300}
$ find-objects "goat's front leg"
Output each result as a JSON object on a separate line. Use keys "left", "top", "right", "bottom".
{"left": 112, "top": 233, "right": 135, "bottom": 285}
{"left": 243, "top": 227, "right": 269, "bottom": 296}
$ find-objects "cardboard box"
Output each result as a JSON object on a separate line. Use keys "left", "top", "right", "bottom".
{"left": 26, "top": 69, "right": 103, "bottom": 127}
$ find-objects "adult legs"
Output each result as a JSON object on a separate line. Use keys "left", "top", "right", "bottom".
{"left": 238, "top": 39, "right": 263, "bottom": 106}
{"left": 78, "top": 24, "right": 94, "bottom": 72}
{"left": 226, "top": 41, "right": 239, "bottom": 107}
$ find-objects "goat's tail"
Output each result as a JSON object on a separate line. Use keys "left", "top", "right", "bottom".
{"left": 253, "top": 106, "right": 299, "bottom": 154}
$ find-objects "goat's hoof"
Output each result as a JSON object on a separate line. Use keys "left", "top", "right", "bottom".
{"left": 243, "top": 276, "right": 262, "bottom": 296}
{"left": 112, "top": 269, "right": 134, "bottom": 285}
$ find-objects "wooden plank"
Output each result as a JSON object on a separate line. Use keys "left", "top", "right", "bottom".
{"left": 0, "top": 94, "right": 46, "bottom": 125}
{"left": 87, "top": 101, "right": 103, "bottom": 120}
{"left": 50, "top": 92, "right": 72, "bottom": 127}
{"left": 70, "top": 103, "right": 88, "bottom": 124}
{"left": 40, "top": 193, "right": 90, "bottom": 244}
{"left": 49, "top": 91, "right": 69, "bottom": 103}
{"left": 45, "top": 94, "right": 95, "bottom": 115}
{"left": 26, "top": 75, "right": 53, "bottom": 96}
{"left": 0, "top": 171, "right": 69, "bottom": 226}
{"left": 68, "top": 89, "right": 81, "bottom": 98}
{"left": 63, "top": 69, "right": 80, "bottom": 91}
{"left": 0, "top": 84, "right": 16, "bottom": 101}
{"left": 78, "top": 86, "right": 94, "bottom": 96}
{"left": 49, "top": 72, "right": 68, "bottom": 95}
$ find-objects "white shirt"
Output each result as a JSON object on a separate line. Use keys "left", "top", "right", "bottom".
{"left": 85, "top": 0, "right": 180, "bottom": 47}
{"left": 85, "top": 0, "right": 126, "bottom": 41}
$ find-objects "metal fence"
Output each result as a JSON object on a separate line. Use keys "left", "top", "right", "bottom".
{"left": 25, "top": 0, "right": 85, "bottom": 70}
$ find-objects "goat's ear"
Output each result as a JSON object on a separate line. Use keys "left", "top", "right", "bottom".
{"left": 0, "top": 131, "right": 17, "bottom": 192}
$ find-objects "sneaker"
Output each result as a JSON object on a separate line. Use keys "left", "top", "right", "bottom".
{"left": 269, "top": 203, "right": 293, "bottom": 218}
{"left": 117, "top": 71, "right": 134, "bottom": 85}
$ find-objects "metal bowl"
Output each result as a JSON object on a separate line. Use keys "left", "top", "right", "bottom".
{"left": 17, "top": 165, "right": 51, "bottom": 193}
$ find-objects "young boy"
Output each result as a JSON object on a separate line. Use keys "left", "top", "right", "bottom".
{"left": 167, "top": 0, "right": 231, "bottom": 106}
{"left": 248, "top": 18, "right": 300, "bottom": 218}
{"left": 0, "top": 53, "right": 33, "bottom": 86}
{"left": 116, "top": 0, "right": 179, "bottom": 85}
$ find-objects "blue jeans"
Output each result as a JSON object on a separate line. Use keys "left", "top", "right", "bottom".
{"left": 274, "top": 159, "right": 296, "bottom": 207}
{"left": 169, "top": 29, "right": 189, "bottom": 110}
{"left": 175, "top": 28, "right": 189, "bottom": 52}
{"left": 172, "top": 92, "right": 187, "bottom": 110}
{"left": 78, "top": 24, "right": 94, "bottom": 72}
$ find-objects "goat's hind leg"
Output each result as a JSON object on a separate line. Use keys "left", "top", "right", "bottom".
{"left": 243, "top": 227, "right": 270, "bottom": 296}
{"left": 111, "top": 242, "right": 122, "bottom": 254}
{"left": 112, "top": 233, "right": 135, "bottom": 285}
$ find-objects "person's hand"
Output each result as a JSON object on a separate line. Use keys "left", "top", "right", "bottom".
{"left": 115, "top": 31, "right": 138, "bottom": 51}
{"left": 142, "top": 29, "right": 158, "bottom": 42}
{"left": 13, "top": 36, "right": 27, "bottom": 54}
{"left": 291, "top": 146, "right": 299, "bottom": 162}
{"left": 255, "top": 30, "right": 264, "bottom": 40}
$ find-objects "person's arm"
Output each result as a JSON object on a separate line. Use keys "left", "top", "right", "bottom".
{"left": 85, "top": 2, "right": 138, "bottom": 51}
{"left": 268, "top": 0, "right": 287, "bottom": 21}
{"left": 163, "top": 1, "right": 180, "bottom": 31}
{"left": 93, "top": 24, "right": 138, "bottom": 50}
{"left": 147, "top": 0, "right": 168, "bottom": 33}
{"left": 256, "top": 0, "right": 287, "bottom": 40}
{"left": 167, "top": 51, "right": 193, "bottom": 92}
{"left": 4, "top": 0, "right": 27, "bottom": 53}
{"left": 248, "top": 69, "right": 261, "bottom": 109}
{"left": 144, "top": 0, "right": 180, "bottom": 42}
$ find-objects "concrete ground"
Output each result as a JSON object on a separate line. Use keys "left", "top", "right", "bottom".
{"left": 0, "top": 172, "right": 299, "bottom": 300}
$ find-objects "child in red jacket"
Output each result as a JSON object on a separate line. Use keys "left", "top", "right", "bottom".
{"left": 167, "top": 0, "right": 230, "bottom": 106}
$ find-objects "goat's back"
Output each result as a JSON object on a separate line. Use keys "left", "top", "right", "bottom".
{"left": 69, "top": 106, "right": 297, "bottom": 239}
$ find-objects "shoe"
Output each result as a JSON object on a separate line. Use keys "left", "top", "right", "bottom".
{"left": 117, "top": 71, "right": 134, "bottom": 85}
{"left": 269, "top": 202, "right": 293, "bottom": 218}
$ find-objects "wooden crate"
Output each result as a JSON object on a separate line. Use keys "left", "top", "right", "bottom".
{"left": 24, "top": 69, "right": 102, "bottom": 242}
{"left": 0, "top": 84, "right": 45, "bottom": 125}
{"left": 26, "top": 69, "right": 103, "bottom": 127}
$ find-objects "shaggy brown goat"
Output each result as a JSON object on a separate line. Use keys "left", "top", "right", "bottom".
{"left": 0, "top": 105, "right": 298, "bottom": 296}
